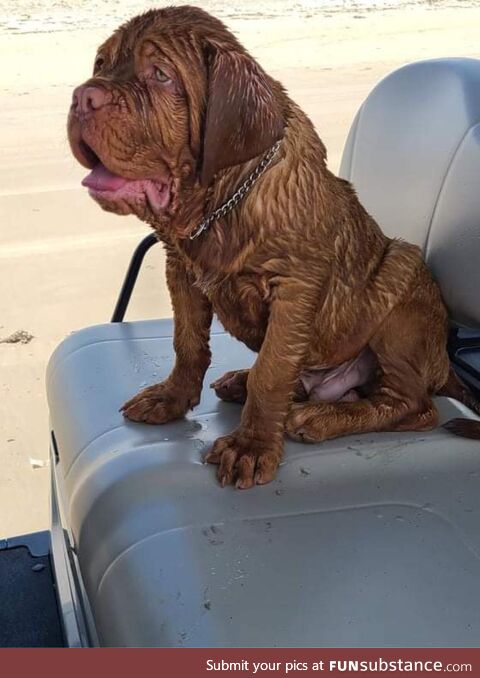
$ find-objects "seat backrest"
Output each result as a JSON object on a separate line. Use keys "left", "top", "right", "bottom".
{"left": 339, "top": 58, "right": 480, "bottom": 329}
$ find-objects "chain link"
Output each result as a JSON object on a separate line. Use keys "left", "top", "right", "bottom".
{"left": 189, "top": 139, "right": 282, "bottom": 240}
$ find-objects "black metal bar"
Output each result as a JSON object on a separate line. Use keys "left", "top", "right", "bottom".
{"left": 448, "top": 326, "right": 480, "bottom": 359}
{"left": 111, "top": 233, "right": 159, "bottom": 322}
{"left": 447, "top": 326, "right": 460, "bottom": 357}
{"left": 452, "top": 361, "right": 480, "bottom": 400}
{"left": 455, "top": 338, "right": 480, "bottom": 350}
{"left": 452, "top": 352, "right": 480, "bottom": 382}
{"left": 448, "top": 324, "right": 480, "bottom": 396}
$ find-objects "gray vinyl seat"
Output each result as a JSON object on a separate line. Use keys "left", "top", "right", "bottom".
{"left": 47, "top": 58, "right": 480, "bottom": 648}
{"left": 339, "top": 57, "right": 480, "bottom": 328}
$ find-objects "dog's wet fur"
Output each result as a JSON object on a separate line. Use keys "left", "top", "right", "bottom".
{"left": 68, "top": 5, "right": 480, "bottom": 488}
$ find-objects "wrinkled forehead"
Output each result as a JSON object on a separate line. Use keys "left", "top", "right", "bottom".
{"left": 97, "top": 7, "right": 240, "bottom": 69}
{"left": 97, "top": 9, "right": 211, "bottom": 67}
{"left": 98, "top": 13, "right": 164, "bottom": 63}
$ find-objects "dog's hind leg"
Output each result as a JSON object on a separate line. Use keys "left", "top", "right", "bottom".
{"left": 390, "top": 405, "right": 438, "bottom": 432}
{"left": 285, "top": 383, "right": 437, "bottom": 442}
{"left": 287, "top": 288, "right": 445, "bottom": 443}
{"left": 285, "top": 395, "right": 437, "bottom": 442}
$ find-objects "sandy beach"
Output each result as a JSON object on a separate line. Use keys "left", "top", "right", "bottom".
{"left": 1, "top": 0, "right": 480, "bottom": 538}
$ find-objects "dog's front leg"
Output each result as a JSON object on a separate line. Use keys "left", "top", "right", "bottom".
{"left": 205, "top": 276, "right": 320, "bottom": 488}
{"left": 122, "top": 251, "right": 212, "bottom": 424}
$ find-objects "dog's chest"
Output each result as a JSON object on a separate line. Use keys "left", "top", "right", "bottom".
{"left": 204, "top": 273, "right": 271, "bottom": 352}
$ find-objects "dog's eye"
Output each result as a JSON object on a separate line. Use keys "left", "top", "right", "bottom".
{"left": 155, "top": 67, "right": 171, "bottom": 83}
{"left": 94, "top": 56, "right": 105, "bottom": 71}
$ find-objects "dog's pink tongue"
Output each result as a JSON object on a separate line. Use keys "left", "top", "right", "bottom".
{"left": 81, "top": 163, "right": 128, "bottom": 191}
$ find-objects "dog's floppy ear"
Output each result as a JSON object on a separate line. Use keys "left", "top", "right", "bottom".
{"left": 200, "top": 49, "right": 284, "bottom": 186}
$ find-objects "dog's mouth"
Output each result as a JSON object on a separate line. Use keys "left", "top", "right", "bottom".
{"left": 76, "top": 139, "right": 172, "bottom": 215}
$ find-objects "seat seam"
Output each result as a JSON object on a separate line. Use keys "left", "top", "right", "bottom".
{"left": 94, "top": 499, "right": 459, "bottom": 599}
{"left": 424, "top": 123, "right": 475, "bottom": 257}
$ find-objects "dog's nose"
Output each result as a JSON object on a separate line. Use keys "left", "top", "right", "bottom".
{"left": 72, "top": 85, "right": 108, "bottom": 116}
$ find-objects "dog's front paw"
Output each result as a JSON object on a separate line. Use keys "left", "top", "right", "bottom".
{"left": 120, "top": 382, "right": 194, "bottom": 424}
{"left": 204, "top": 430, "right": 282, "bottom": 489}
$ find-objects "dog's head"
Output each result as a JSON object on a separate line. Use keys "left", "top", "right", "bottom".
{"left": 67, "top": 5, "right": 285, "bottom": 229}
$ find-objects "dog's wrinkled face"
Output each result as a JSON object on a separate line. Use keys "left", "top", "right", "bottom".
{"left": 68, "top": 9, "right": 205, "bottom": 223}
{"left": 68, "top": 6, "right": 285, "bottom": 229}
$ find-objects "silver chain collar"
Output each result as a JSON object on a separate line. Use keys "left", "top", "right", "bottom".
{"left": 189, "top": 139, "right": 282, "bottom": 240}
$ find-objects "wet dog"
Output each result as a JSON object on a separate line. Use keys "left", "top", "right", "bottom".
{"left": 68, "top": 5, "right": 480, "bottom": 488}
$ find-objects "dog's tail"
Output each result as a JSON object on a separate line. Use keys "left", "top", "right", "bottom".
{"left": 438, "top": 366, "right": 480, "bottom": 440}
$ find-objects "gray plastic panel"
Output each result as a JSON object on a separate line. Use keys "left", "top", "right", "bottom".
{"left": 339, "top": 58, "right": 480, "bottom": 328}
{"left": 47, "top": 320, "right": 480, "bottom": 647}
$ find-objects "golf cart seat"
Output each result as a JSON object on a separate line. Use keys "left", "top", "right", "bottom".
{"left": 47, "top": 58, "right": 480, "bottom": 648}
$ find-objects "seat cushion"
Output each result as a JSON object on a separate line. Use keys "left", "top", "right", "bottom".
{"left": 47, "top": 319, "right": 480, "bottom": 647}
{"left": 339, "top": 58, "right": 480, "bottom": 328}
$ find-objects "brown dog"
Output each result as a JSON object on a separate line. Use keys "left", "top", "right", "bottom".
{"left": 68, "top": 5, "right": 480, "bottom": 489}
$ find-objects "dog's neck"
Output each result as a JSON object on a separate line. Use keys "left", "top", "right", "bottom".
{"left": 188, "top": 139, "right": 283, "bottom": 241}
{"left": 172, "top": 148, "right": 284, "bottom": 283}
{"left": 158, "top": 102, "right": 328, "bottom": 285}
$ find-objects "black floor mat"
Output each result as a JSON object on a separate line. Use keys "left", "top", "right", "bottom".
{"left": 0, "top": 546, "right": 64, "bottom": 647}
